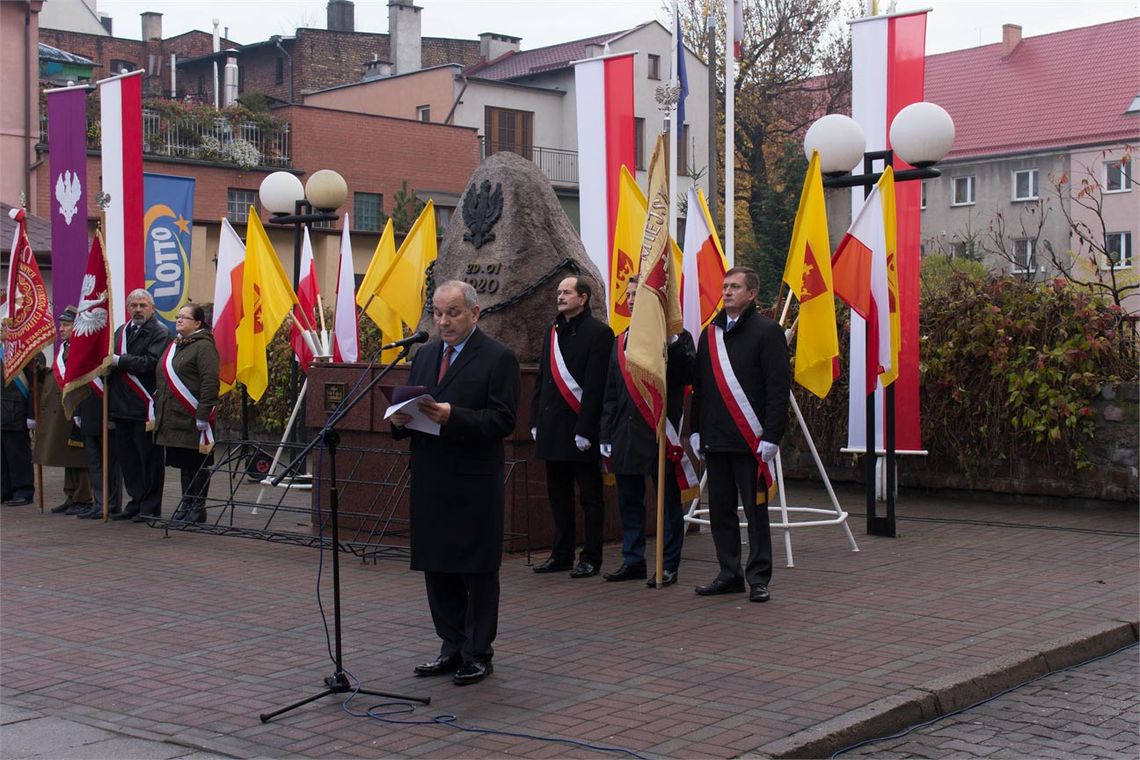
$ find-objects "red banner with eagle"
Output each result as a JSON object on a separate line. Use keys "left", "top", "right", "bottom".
{"left": 4, "top": 208, "right": 56, "bottom": 383}
{"left": 61, "top": 232, "right": 114, "bottom": 415}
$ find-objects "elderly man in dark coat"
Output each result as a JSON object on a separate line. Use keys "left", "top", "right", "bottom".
{"left": 390, "top": 280, "right": 520, "bottom": 686}
{"left": 33, "top": 306, "right": 93, "bottom": 513}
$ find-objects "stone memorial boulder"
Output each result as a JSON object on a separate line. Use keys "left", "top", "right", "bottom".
{"left": 418, "top": 151, "right": 607, "bottom": 363}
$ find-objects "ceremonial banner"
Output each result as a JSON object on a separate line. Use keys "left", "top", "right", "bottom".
{"left": 356, "top": 218, "right": 403, "bottom": 363}
{"left": 236, "top": 210, "right": 298, "bottom": 402}
{"left": 62, "top": 233, "right": 114, "bottom": 415}
{"left": 46, "top": 86, "right": 90, "bottom": 319}
{"left": 681, "top": 186, "right": 727, "bottom": 340}
{"left": 98, "top": 70, "right": 145, "bottom": 325}
{"left": 848, "top": 10, "right": 927, "bottom": 450}
{"left": 213, "top": 219, "right": 244, "bottom": 396}
{"left": 291, "top": 226, "right": 320, "bottom": 372}
{"left": 4, "top": 209, "right": 56, "bottom": 382}
{"left": 573, "top": 52, "right": 635, "bottom": 323}
{"left": 142, "top": 173, "right": 195, "bottom": 330}
{"left": 332, "top": 217, "right": 359, "bottom": 363}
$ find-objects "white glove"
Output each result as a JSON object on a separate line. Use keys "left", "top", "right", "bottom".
{"left": 73, "top": 417, "right": 82, "bottom": 428}
{"left": 530, "top": 427, "right": 537, "bottom": 441}
{"left": 599, "top": 443, "right": 612, "bottom": 458}
{"left": 112, "top": 353, "right": 122, "bottom": 364}
{"left": 195, "top": 420, "right": 209, "bottom": 432}
{"left": 26, "top": 418, "right": 36, "bottom": 431}
{"left": 574, "top": 435, "right": 591, "bottom": 452}
{"left": 689, "top": 432, "right": 703, "bottom": 461}
{"left": 759, "top": 440, "right": 779, "bottom": 463}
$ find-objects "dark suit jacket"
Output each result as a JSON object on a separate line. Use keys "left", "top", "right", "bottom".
{"left": 530, "top": 308, "right": 614, "bottom": 461}
{"left": 691, "top": 306, "right": 791, "bottom": 454}
{"left": 109, "top": 317, "right": 170, "bottom": 421}
{"left": 393, "top": 327, "right": 520, "bottom": 574}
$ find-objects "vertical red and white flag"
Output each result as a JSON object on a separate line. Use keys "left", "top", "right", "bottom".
{"left": 732, "top": 0, "right": 745, "bottom": 59}
{"left": 212, "top": 219, "right": 244, "bottom": 396}
{"left": 573, "top": 51, "right": 635, "bottom": 323}
{"left": 332, "top": 217, "right": 359, "bottom": 363}
{"left": 98, "top": 70, "right": 145, "bottom": 326}
{"left": 62, "top": 233, "right": 114, "bottom": 415}
{"left": 291, "top": 226, "right": 320, "bottom": 371}
{"left": 3, "top": 208, "right": 57, "bottom": 383}
{"left": 847, "top": 9, "right": 927, "bottom": 451}
{"left": 681, "top": 187, "right": 727, "bottom": 340}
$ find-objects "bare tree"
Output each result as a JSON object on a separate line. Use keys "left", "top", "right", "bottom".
{"left": 981, "top": 199, "right": 1051, "bottom": 282}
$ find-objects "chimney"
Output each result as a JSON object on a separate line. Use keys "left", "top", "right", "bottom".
{"left": 363, "top": 55, "right": 393, "bottom": 80}
{"left": 99, "top": 13, "right": 113, "bottom": 35}
{"left": 1002, "top": 23, "right": 1022, "bottom": 57}
{"left": 388, "top": 0, "right": 422, "bottom": 75}
{"left": 223, "top": 51, "right": 239, "bottom": 107}
{"left": 141, "top": 11, "right": 162, "bottom": 41}
{"left": 327, "top": 0, "right": 355, "bottom": 33}
{"left": 479, "top": 32, "right": 521, "bottom": 62}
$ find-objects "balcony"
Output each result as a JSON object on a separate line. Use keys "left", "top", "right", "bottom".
{"left": 480, "top": 138, "right": 577, "bottom": 186}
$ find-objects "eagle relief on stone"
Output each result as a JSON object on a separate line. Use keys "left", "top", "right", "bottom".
{"left": 55, "top": 170, "right": 82, "bottom": 225}
{"left": 73, "top": 274, "right": 108, "bottom": 337}
{"left": 462, "top": 179, "right": 503, "bottom": 249}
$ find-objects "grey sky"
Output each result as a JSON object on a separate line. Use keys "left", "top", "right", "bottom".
{"left": 90, "top": 0, "right": 1138, "bottom": 54}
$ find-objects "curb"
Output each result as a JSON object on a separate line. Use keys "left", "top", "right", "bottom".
{"left": 753, "top": 619, "right": 1140, "bottom": 759}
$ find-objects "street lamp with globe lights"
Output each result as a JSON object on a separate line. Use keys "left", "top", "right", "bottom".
{"left": 803, "top": 103, "right": 954, "bottom": 537}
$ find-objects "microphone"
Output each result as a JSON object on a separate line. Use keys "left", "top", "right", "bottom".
{"left": 380, "top": 330, "right": 430, "bottom": 351}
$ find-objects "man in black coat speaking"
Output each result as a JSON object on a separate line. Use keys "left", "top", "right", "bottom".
{"left": 390, "top": 280, "right": 520, "bottom": 686}
{"left": 529, "top": 276, "right": 614, "bottom": 579}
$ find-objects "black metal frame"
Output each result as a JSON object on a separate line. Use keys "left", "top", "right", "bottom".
{"left": 821, "top": 149, "right": 940, "bottom": 537}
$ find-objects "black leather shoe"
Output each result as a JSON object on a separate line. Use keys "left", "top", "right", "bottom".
{"left": 694, "top": 577, "right": 745, "bottom": 596}
{"left": 749, "top": 584, "right": 771, "bottom": 603}
{"left": 414, "top": 653, "right": 462, "bottom": 677}
{"left": 647, "top": 570, "right": 678, "bottom": 588}
{"left": 110, "top": 509, "right": 137, "bottom": 521}
{"left": 65, "top": 503, "right": 90, "bottom": 515}
{"left": 81, "top": 507, "right": 108, "bottom": 519}
{"left": 569, "top": 561, "right": 599, "bottom": 578}
{"left": 50, "top": 501, "right": 73, "bottom": 514}
{"left": 452, "top": 661, "right": 493, "bottom": 686}
{"left": 532, "top": 557, "right": 572, "bottom": 574}
{"left": 5, "top": 497, "right": 31, "bottom": 507}
{"left": 603, "top": 563, "right": 647, "bottom": 582}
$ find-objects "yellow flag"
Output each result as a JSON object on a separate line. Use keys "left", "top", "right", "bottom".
{"left": 236, "top": 209, "right": 299, "bottom": 402}
{"left": 625, "top": 135, "right": 683, "bottom": 430}
{"left": 363, "top": 201, "right": 437, "bottom": 330}
{"left": 879, "top": 167, "right": 901, "bottom": 387}
{"left": 357, "top": 219, "right": 404, "bottom": 363}
{"left": 781, "top": 150, "right": 839, "bottom": 398}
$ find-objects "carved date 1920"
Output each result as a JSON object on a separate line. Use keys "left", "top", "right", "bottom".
{"left": 464, "top": 262, "right": 504, "bottom": 294}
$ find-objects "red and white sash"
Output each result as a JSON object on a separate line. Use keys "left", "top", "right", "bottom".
{"left": 162, "top": 341, "right": 215, "bottom": 453}
{"left": 53, "top": 343, "right": 68, "bottom": 388}
{"left": 617, "top": 333, "right": 699, "bottom": 494}
{"left": 120, "top": 326, "right": 156, "bottom": 430}
{"left": 706, "top": 324, "right": 775, "bottom": 497}
{"left": 549, "top": 324, "right": 583, "bottom": 413}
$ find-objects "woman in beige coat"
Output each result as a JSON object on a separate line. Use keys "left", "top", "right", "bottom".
{"left": 155, "top": 305, "right": 219, "bottom": 523}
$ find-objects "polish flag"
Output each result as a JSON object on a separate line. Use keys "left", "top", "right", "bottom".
{"left": 332, "top": 217, "right": 358, "bottom": 363}
{"left": 681, "top": 186, "right": 727, "bottom": 340}
{"left": 732, "top": 0, "right": 745, "bottom": 60}
{"left": 573, "top": 51, "right": 635, "bottom": 323}
{"left": 291, "top": 226, "right": 321, "bottom": 371}
{"left": 847, "top": 9, "right": 927, "bottom": 451}
{"left": 213, "top": 219, "right": 245, "bottom": 396}
{"left": 97, "top": 70, "right": 145, "bottom": 326}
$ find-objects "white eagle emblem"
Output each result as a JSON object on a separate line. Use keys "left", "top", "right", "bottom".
{"left": 73, "top": 274, "right": 108, "bottom": 337}
{"left": 55, "top": 170, "right": 82, "bottom": 225}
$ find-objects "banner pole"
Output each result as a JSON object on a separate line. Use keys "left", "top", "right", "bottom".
{"left": 655, "top": 415, "right": 666, "bottom": 589}
{"left": 33, "top": 371, "right": 43, "bottom": 512}
{"left": 101, "top": 373, "right": 109, "bottom": 522}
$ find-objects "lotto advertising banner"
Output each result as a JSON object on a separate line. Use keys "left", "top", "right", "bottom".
{"left": 142, "top": 173, "right": 195, "bottom": 330}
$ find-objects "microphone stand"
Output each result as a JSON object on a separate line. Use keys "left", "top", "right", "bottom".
{"left": 259, "top": 342, "right": 430, "bottom": 723}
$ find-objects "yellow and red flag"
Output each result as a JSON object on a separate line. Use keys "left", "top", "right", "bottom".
{"left": 609, "top": 166, "right": 643, "bottom": 334}
{"left": 781, "top": 150, "right": 839, "bottom": 398}
{"left": 359, "top": 201, "right": 436, "bottom": 332}
{"left": 212, "top": 219, "right": 245, "bottom": 396}
{"left": 236, "top": 209, "right": 298, "bottom": 402}
{"left": 357, "top": 218, "right": 404, "bottom": 364}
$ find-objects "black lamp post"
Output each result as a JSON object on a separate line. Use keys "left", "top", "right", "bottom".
{"left": 804, "top": 103, "right": 955, "bottom": 537}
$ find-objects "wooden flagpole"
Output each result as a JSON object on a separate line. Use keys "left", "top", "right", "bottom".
{"left": 655, "top": 414, "right": 667, "bottom": 589}
{"left": 101, "top": 371, "right": 109, "bottom": 521}
{"left": 32, "top": 371, "right": 43, "bottom": 512}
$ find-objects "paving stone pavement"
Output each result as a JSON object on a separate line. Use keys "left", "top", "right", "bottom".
{"left": 839, "top": 644, "right": 1140, "bottom": 758}
{"left": 1, "top": 464, "right": 1137, "bottom": 758}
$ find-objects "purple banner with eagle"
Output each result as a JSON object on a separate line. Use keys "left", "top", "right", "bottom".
{"left": 142, "top": 173, "right": 195, "bottom": 331}
{"left": 46, "top": 86, "right": 90, "bottom": 324}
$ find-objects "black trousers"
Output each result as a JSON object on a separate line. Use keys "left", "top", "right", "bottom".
{"left": 171, "top": 449, "right": 212, "bottom": 513}
{"left": 705, "top": 452, "right": 772, "bottom": 587}
{"left": 83, "top": 435, "right": 122, "bottom": 511}
{"left": 0, "top": 429, "right": 34, "bottom": 501}
{"left": 112, "top": 419, "right": 164, "bottom": 516}
{"left": 423, "top": 570, "right": 499, "bottom": 663}
{"left": 544, "top": 459, "right": 605, "bottom": 566}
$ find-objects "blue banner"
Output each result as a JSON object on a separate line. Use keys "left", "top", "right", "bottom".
{"left": 143, "top": 173, "right": 195, "bottom": 330}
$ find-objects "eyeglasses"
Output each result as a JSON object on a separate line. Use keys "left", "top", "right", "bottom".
{"left": 175, "top": 315, "right": 198, "bottom": 321}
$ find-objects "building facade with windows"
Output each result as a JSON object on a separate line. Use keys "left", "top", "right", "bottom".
{"left": 919, "top": 18, "right": 1139, "bottom": 311}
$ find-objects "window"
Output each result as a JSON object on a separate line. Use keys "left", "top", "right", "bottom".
{"left": 435, "top": 206, "right": 452, "bottom": 232}
{"left": 950, "top": 241, "right": 974, "bottom": 259}
{"left": 920, "top": 181, "right": 927, "bottom": 209}
{"left": 1012, "top": 169, "right": 1038, "bottom": 201}
{"left": 634, "top": 118, "right": 646, "bottom": 171}
{"left": 417, "top": 105, "right": 431, "bottom": 122}
{"left": 676, "top": 124, "right": 690, "bottom": 175}
{"left": 484, "top": 106, "right": 533, "bottom": 159}
{"left": 353, "top": 193, "right": 383, "bottom": 232}
{"left": 1105, "top": 160, "right": 1132, "bottom": 193}
{"left": 952, "top": 176, "right": 975, "bottom": 206}
{"left": 1105, "top": 232, "right": 1133, "bottom": 269}
{"left": 110, "top": 59, "right": 136, "bottom": 74}
{"left": 275, "top": 57, "right": 284, "bottom": 84}
{"left": 226, "top": 188, "right": 258, "bottom": 223}
{"left": 647, "top": 54, "right": 661, "bottom": 80}
{"left": 1012, "top": 238, "right": 1036, "bottom": 274}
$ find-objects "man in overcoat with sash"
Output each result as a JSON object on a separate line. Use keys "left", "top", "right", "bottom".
{"left": 391, "top": 280, "right": 520, "bottom": 686}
